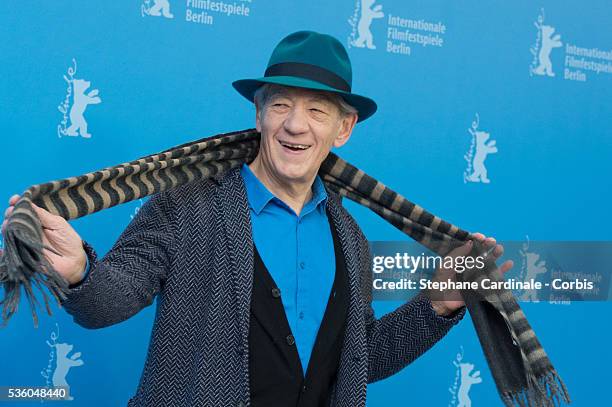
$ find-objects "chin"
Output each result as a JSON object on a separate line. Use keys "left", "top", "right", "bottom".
{"left": 274, "top": 161, "right": 312, "bottom": 183}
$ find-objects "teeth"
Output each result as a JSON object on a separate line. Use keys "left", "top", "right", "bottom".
{"left": 280, "top": 141, "right": 310, "bottom": 150}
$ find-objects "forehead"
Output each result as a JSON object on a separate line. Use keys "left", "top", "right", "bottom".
{"left": 270, "top": 85, "right": 336, "bottom": 103}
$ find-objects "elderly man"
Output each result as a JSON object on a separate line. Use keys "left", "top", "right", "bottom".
{"left": 3, "top": 31, "right": 510, "bottom": 406}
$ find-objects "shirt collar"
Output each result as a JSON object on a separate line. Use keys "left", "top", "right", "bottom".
{"left": 308, "top": 172, "right": 329, "bottom": 215}
{"left": 240, "top": 163, "right": 328, "bottom": 216}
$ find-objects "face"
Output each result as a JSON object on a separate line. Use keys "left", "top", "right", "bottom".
{"left": 254, "top": 85, "right": 358, "bottom": 186}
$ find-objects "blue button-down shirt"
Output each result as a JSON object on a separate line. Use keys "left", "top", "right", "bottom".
{"left": 240, "top": 163, "right": 336, "bottom": 376}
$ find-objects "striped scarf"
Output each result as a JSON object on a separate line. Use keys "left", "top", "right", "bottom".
{"left": 0, "top": 129, "right": 569, "bottom": 407}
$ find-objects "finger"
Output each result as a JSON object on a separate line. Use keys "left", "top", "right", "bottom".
{"left": 472, "top": 232, "right": 485, "bottom": 241}
{"left": 484, "top": 237, "right": 496, "bottom": 246}
{"left": 492, "top": 244, "right": 504, "bottom": 259}
{"left": 499, "top": 260, "right": 513, "bottom": 274}
{"left": 4, "top": 205, "right": 13, "bottom": 218}
{"left": 40, "top": 231, "right": 51, "bottom": 247}
{"left": 31, "top": 203, "right": 61, "bottom": 230}
{"left": 8, "top": 195, "right": 20, "bottom": 205}
{"left": 39, "top": 233, "right": 58, "bottom": 263}
{"left": 449, "top": 240, "right": 474, "bottom": 258}
{"left": 481, "top": 237, "right": 496, "bottom": 253}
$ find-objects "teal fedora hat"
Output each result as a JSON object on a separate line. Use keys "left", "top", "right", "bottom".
{"left": 232, "top": 30, "right": 377, "bottom": 123}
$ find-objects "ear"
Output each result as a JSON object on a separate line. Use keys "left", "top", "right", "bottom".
{"left": 333, "top": 113, "right": 358, "bottom": 148}
{"left": 255, "top": 102, "right": 262, "bottom": 133}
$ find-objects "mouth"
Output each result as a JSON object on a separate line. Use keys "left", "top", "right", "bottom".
{"left": 278, "top": 139, "right": 312, "bottom": 153}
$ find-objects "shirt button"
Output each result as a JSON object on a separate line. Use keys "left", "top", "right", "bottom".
{"left": 271, "top": 287, "right": 281, "bottom": 298}
{"left": 299, "top": 261, "right": 305, "bottom": 269}
{"left": 286, "top": 334, "right": 295, "bottom": 346}
{"left": 299, "top": 311, "right": 304, "bottom": 320}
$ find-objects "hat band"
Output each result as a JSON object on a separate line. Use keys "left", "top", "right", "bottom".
{"left": 264, "top": 62, "right": 351, "bottom": 93}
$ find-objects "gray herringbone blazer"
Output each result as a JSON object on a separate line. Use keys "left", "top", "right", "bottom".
{"left": 60, "top": 167, "right": 464, "bottom": 407}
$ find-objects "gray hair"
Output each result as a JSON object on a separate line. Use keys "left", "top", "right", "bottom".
{"left": 253, "top": 83, "right": 358, "bottom": 119}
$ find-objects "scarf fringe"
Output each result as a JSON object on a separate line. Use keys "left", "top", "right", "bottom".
{"left": 502, "top": 369, "right": 571, "bottom": 407}
{"left": 0, "top": 211, "right": 68, "bottom": 328}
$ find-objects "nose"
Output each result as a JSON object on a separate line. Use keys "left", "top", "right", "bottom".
{"left": 283, "top": 105, "right": 309, "bottom": 135}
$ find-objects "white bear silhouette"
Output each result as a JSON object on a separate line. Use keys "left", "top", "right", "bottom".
{"left": 65, "top": 79, "right": 101, "bottom": 139}
{"left": 352, "top": 0, "right": 384, "bottom": 49}
{"left": 148, "top": 0, "right": 174, "bottom": 19}
{"left": 519, "top": 250, "right": 548, "bottom": 302}
{"left": 456, "top": 362, "right": 482, "bottom": 407}
{"left": 467, "top": 130, "right": 497, "bottom": 183}
{"left": 52, "top": 343, "right": 84, "bottom": 400}
{"left": 533, "top": 25, "right": 562, "bottom": 77}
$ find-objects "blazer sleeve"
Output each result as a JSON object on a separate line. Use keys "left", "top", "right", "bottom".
{"left": 59, "top": 191, "right": 176, "bottom": 329}
{"left": 350, "top": 219, "right": 466, "bottom": 383}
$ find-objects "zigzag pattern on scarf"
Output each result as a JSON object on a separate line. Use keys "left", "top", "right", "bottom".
{"left": 0, "top": 128, "right": 569, "bottom": 406}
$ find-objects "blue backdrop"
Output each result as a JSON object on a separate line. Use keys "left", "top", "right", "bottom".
{"left": 1, "top": 1, "right": 610, "bottom": 405}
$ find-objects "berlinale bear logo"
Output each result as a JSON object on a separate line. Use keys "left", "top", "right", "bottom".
{"left": 142, "top": 0, "right": 174, "bottom": 19}
{"left": 517, "top": 236, "right": 548, "bottom": 303}
{"left": 41, "top": 323, "right": 85, "bottom": 401}
{"left": 449, "top": 347, "right": 482, "bottom": 407}
{"left": 533, "top": 25, "right": 563, "bottom": 77}
{"left": 65, "top": 79, "right": 101, "bottom": 138}
{"left": 530, "top": 8, "right": 563, "bottom": 77}
{"left": 348, "top": 0, "right": 384, "bottom": 49}
{"left": 463, "top": 114, "right": 498, "bottom": 184}
{"left": 57, "top": 58, "right": 102, "bottom": 139}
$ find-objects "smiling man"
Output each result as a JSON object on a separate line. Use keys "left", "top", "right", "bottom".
{"left": 247, "top": 84, "right": 357, "bottom": 215}
{"left": 224, "top": 30, "right": 508, "bottom": 406}
{"left": 2, "top": 30, "right": 511, "bottom": 407}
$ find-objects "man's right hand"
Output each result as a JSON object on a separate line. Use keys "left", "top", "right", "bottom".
{"left": 2, "top": 194, "right": 88, "bottom": 286}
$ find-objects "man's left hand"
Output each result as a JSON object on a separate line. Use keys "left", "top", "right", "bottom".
{"left": 429, "top": 232, "right": 514, "bottom": 317}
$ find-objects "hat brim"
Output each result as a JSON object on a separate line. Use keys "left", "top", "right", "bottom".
{"left": 232, "top": 76, "right": 377, "bottom": 123}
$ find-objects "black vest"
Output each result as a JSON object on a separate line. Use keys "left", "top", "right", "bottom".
{"left": 248, "top": 207, "right": 349, "bottom": 407}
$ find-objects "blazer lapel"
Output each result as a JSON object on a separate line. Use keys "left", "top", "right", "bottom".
{"left": 215, "top": 167, "right": 255, "bottom": 352}
{"left": 325, "top": 192, "right": 368, "bottom": 385}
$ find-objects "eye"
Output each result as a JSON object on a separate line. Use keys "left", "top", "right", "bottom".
{"left": 310, "top": 108, "right": 326, "bottom": 114}
{"left": 272, "top": 103, "right": 290, "bottom": 108}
